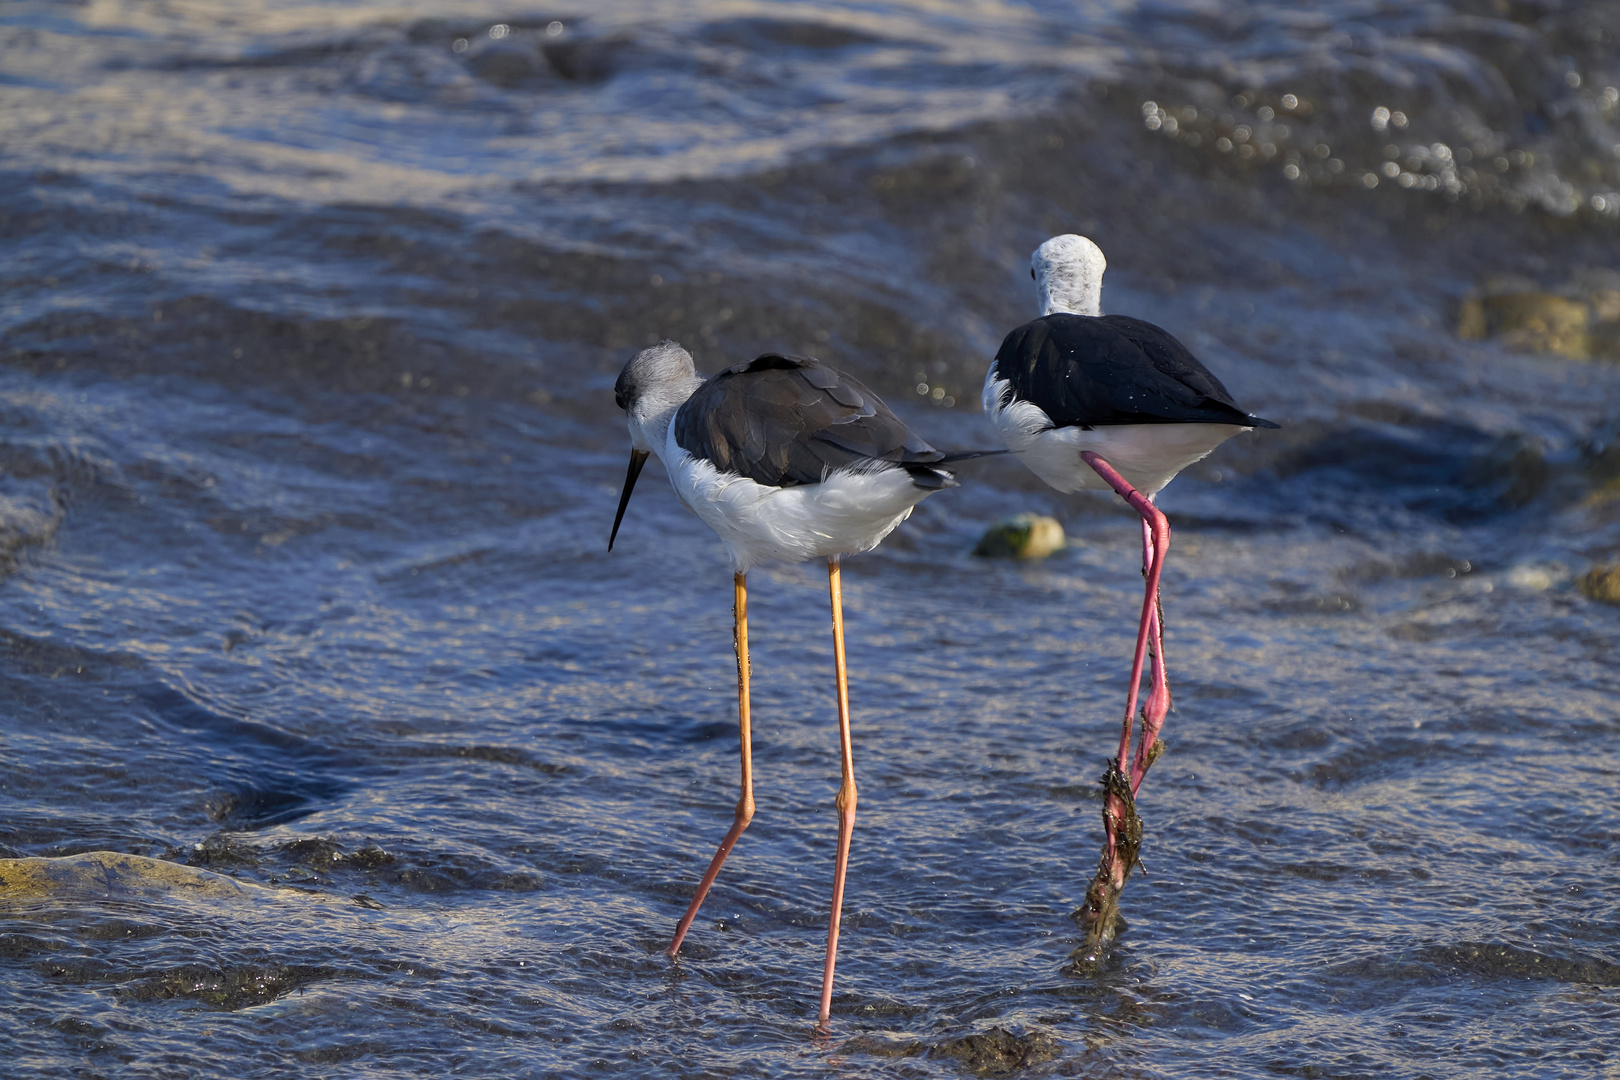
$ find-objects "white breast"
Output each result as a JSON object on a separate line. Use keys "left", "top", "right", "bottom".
{"left": 982, "top": 369, "right": 1247, "bottom": 496}
{"left": 655, "top": 425, "right": 935, "bottom": 573}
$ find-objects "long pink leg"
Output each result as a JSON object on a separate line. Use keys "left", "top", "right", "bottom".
{"left": 668, "top": 572, "right": 756, "bottom": 957}
{"left": 817, "top": 557, "right": 857, "bottom": 1031}
{"left": 1074, "top": 455, "right": 1170, "bottom": 947}
{"left": 1132, "top": 512, "right": 1171, "bottom": 794}
{"left": 1079, "top": 453, "right": 1169, "bottom": 775}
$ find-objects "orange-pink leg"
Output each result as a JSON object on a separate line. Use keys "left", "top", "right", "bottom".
{"left": 817, "top": 557, "right": 857, "bottom": 1031}
{"left": 668, "top": 572, "right": 756, "bottom": 957}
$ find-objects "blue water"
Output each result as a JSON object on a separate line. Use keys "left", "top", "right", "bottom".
{"left": 2, "top": 2, "right": 1618, "bottom": 1076}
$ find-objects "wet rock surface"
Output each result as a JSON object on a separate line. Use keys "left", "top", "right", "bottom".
{"left": 0, "top": 853, "right": 251, "bottom": 902}
{"left": 972, "top": 513, "right": 1067, "bottom": 559}
{"left": 1457, "top": 272, "right": 1620, "bottom": 359}
{"left": 843, "top": 1026, "right": 1061, "bottom": 1076}
{"left": 1578, "top": 564, "right": 1620, "bottom": 603}
{"left": 931, "top": 1026, "right": 1062, "bottom": 1075}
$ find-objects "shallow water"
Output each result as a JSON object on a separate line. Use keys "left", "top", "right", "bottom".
{"left": 3, "top": 1, "right": 1619, "bottom": 1077}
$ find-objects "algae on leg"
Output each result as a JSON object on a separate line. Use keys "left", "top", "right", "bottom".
{"left": 1072, "top": 760, "right": 1147, "bottom": 961}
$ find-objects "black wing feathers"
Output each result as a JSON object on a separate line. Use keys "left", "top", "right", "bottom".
{"left": 675, "top": 353, "right": 952, "bottom": 489}
{"left": 993, "top": 313, "right": 1279, "bottom": 429}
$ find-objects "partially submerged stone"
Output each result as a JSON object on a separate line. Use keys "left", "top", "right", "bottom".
{"left": 1457, "top": 291, "right": 1591, "bottom": 359}
{"left": 1579, "top": 565, "right": 1620, "bottom": 604}
{"left": 842, "top": 1026, "right": 1060, "bottom": 1076}
{"left": 0, "top": 854, "right": 381, "bottom": 1012}
{"left": 1457, "top": 272, "right": 1620, "bottom": 360}
{"left": 932, "top": 1027, "right": 1061, "bottom": 1076}
{"left": 973, "top": 513, "right": 1066, "bottom": 559}
{"left": 0, "top": 851, "right": 250, "bottom": 902}
{"left": 121, "top": 962, "right": 340, "bottom": 1010}
{"left": 0, "top": 851, "right": 349, "bottom": 907}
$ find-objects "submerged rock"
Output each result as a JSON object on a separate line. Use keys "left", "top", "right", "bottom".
{"left": 0, "top": 851, "right": 251, "bottom": 901}
{"left": 1458, "top": 290, "right": 1592, "bottom": 359}
{"left": 973, "top": 513, "right": 1066, "bottom": 559}
{"left": 0, "top": 851, "right": 355, "bottom": 908}
{"left": 842, "top": 1026, "right": 1060, "bottom": 1076}
{"left": 1457, "top": 273, "right": 1620, "bottom": 360}
{"left": 932, "top": 1027, "right": 1061, "bottom": 1076}
{"left": 121, "top": 962, "right": 338, "bottom": 1010}
{"left": 1579, "top": 564, "right": 1620, "bottom": 604}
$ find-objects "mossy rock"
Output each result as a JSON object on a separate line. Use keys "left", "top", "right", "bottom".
{"left": 1579, "top": 565, "right": 1620, "bottom": 604}
{"left": 973, "top": 513, "right": 1066, "bottom": 559}
{"left": 1457, "top": 271, "right": 1620, "bottom": 360}
{"left": 0, "top": 851, "right": 251, "bottom": 901}
{"left": 1457, "top": 292, "right": 1591, "bottom": 359}
{"left": 0, "top": 851, "right": 351, "bottom": 908}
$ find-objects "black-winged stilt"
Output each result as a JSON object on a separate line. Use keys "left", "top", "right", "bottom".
{"left": 982, "top": 234, "right": 1279, "bottom": 948}
{"left": 610, "top": 341, "right": 958, "bottom": 1028}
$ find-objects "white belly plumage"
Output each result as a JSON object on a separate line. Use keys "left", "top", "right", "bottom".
{"left": 655, "top": 424, "right": 932, "bottom": 573}
{"left": 982, "top": 371, "right": 1246, "bottom": 496}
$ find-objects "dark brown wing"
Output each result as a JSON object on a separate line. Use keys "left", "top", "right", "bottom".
{"left": 674, "top": 354, "right": 954, "bottom": 489}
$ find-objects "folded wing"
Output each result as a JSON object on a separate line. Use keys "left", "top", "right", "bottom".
{"left": 993, "top": 313, "right": 1279, "bottom": 429}
{"left": 675, "top": 354, "right": 953, "bottom": 488}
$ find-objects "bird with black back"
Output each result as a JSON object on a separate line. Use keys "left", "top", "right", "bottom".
{"left": 982, "top": 234, "right": 1280, "bottom": 955}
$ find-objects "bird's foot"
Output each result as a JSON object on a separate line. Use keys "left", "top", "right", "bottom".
{"left": 1072, "top": 761, "right": 1142, "bottom": 962}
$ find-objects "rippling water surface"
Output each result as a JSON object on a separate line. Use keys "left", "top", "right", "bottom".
{"left": 3, "top": 2, "right": 1619, "bottom": 1077}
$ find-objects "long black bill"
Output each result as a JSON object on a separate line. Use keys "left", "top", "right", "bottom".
{"left": 608, "top": 450, "right": 649, "bottom": 552}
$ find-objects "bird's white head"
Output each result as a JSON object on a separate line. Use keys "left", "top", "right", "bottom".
{"left": 1032, "top": 234, "right": 1106, "bottom": 317}
{"left": 614, "top": 339, "right": 703, "bottom": 452}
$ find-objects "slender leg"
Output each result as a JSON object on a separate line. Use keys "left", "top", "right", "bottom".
{"left": 1074, "top": 452, "right": 1169, "bottom": 949}
{"left": 668, "top": 572, "right": 756, "bottom": 957}
{"left": 1133, "top": 512, "right": 1171, "bottom": 793}
{"left": 817, "top": 557, "right": 857, "bottom": 1030}
{"left": 1077, "top": 452, "right": 1169, "bottom": 788}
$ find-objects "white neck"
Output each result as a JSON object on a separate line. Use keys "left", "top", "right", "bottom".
{"left": 1040, "top": 283, "right": 1100, "bottom": 317}
{"left": 628, "top": 378, "right": 700, "bottom": 455}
